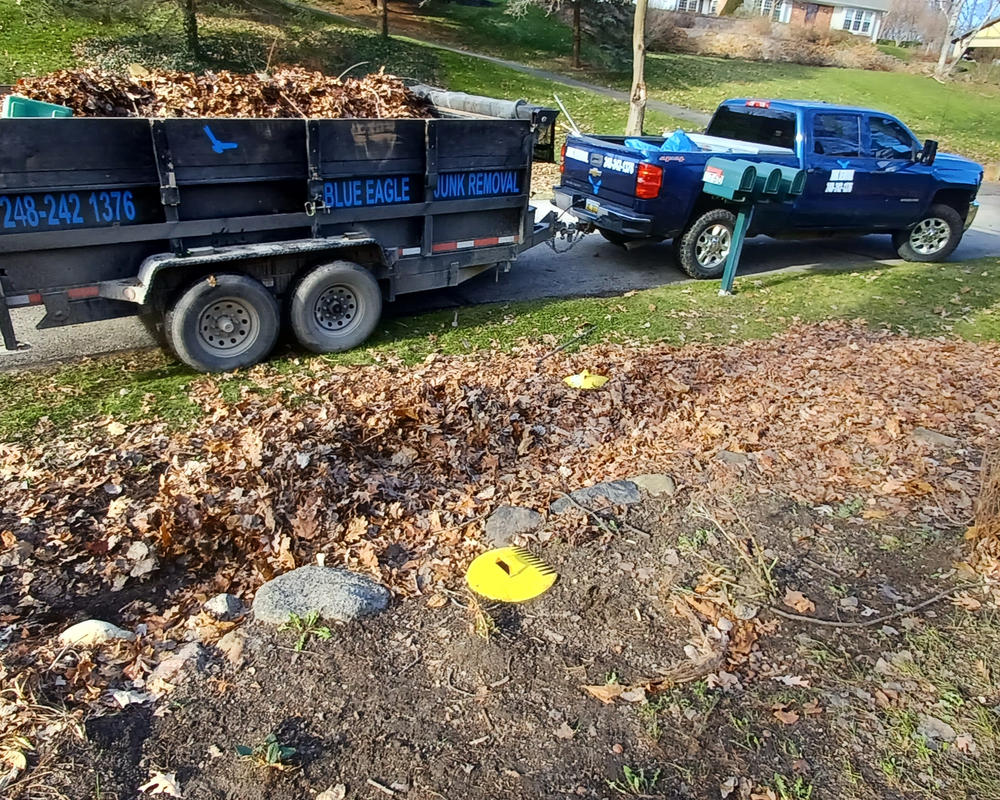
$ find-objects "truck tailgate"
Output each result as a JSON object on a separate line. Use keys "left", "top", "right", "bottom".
{"left": 561, "top": 138, "right": 640, "bottom": 209}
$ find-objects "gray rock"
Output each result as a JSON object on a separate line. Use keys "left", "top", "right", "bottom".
{"left": 252, "top": 566, "right": 390, "bottom": 626}
{"left": 551, "top": 480, "right": 641, "bottom": 514}
{"left": 148, "top": 642, "right": 203, "bottom": 690}
{"left": 715, "top": 450, "right": 749, "bottom": 467}
{"left": 484, "top": 506, "right": 543, "bottom": 546}
{"left": 912, "top": 427, "right": 959, "bottom": 448}
{"left": 204, "top": 593, "right": 246, "bottom": 621}
{"left": 918, "top": 715, "right": 957, "bottom": 745}
{"left": 628, "top": 473, "right": 677, "bottom": 497}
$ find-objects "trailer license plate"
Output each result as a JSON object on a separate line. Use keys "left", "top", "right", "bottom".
{"left": 585, "top": 199, "right": 600, "bottom": 215}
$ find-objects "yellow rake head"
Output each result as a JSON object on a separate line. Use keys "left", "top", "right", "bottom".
{"left": 466, "top": 546, "right": 557, "bottom": 603}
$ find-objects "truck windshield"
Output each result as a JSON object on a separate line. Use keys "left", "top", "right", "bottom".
{"left": 705, "top": 106, "right": 796, "bottom": 150}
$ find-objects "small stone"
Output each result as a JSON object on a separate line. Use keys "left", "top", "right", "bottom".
{"left": 628, "top": 473, "right": 677, "bottom": 498}
{"left": 912, "top": 427, "right": 959, "bottom": 449}
{"left": 715, "top": 450, "right": 749, "bottom": 467}
{"left": 59, "top": 620, "right": 135, "bottom": 647}
{"left": 484, "top": 506, "right": 543, "bottom": 547}
{"left": 204, "top": 593, "right": 245, "bottom": 621}
{"left": 148, "top": 642, "right": 203, "bottom": 690}
{"left": 840, "top": 596, "right": 860, "bottom": 609}
{"left": 612, "top": 743, "right": 624, "bottom": 755}
{"left": 217, "top": 629, "right": 245, "bottom": 666}
{"left": 550, "top": 481, "right": 641, "bottom": 514}
{"left": 918, "top": 715, "right": 957, "bottom": 744}
{"left": 252, "top": 565, "right": 389, "bottom": 626}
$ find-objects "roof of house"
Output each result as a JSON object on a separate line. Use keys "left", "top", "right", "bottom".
{"left": 953, "top": 14, "right": 1000, "bottom": 43}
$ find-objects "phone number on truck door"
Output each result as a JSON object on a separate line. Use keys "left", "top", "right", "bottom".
{"left": 0, "top": 191, "right": 138, "bottom": 232}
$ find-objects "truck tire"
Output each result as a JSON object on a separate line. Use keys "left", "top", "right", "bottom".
{"left": 165, "top": 274, "right": 280, "bottom": 373}
{"left": 892, "top": 204, "right": 964, "bottom": 262}
{"left": 676, "top": 208, "right": 736, "bottom": 279}
{"left": 289, "top": 261, "right": 382, "bottom": 354}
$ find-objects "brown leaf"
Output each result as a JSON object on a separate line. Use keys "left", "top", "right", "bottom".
{"left": 772, "top": 708, "right": 800, "bottom": 725}
{"left": 581, "top": 684, "right": 624, "bottom": 704}
{"left": 426, "top": 594, "right": 448, "bottom": 609}
{"left": 783, "top": 590, "right": 816, "bottom": 614}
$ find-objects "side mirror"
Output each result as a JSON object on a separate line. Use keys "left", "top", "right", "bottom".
{"left": 919, "top": 139, "right": 938, "bottom": 166}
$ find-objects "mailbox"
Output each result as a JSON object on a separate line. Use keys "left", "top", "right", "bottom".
{"left": 701, "top": 157, "right": 757, "bottom": 202}
{"left": 700, "top": 157, "right": 809, "bottom": 296}
{"left": 776, "top": 165, "right": 807, "bottom": 198}
{"left": 754, "top": 164, "right": 784, "bottom": 197}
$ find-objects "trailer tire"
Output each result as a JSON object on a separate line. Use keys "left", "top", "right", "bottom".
{"left": 138, "top": 308, "right": 166, "bottom": 346}
{"left": 165, "top": 274, "right": 280, "bottom": 373}
{"left": 676, "top": 208, "right": 736, "bottom": 280}
{"left": 290, "top": 261, "right": 382, "bottom": 354}
{"left": 892, "top": 204, "right": 964, "bottom": 262}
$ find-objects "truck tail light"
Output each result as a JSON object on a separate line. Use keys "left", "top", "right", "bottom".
{"left": 560, "top": 143, "right": 567, "bottom": 173}
{"left": 635, "top": 163, "right": 662, "bottom": 200}
{"left": 746, "top": 99, "right": 771, "bottom": 108}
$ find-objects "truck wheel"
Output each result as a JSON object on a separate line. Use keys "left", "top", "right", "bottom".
{"left": 892, "top": 204, "right": 964, "bottom": 262}
{"left": 165, "top": 274, "right": 280, "bottom": 373}
{"left": 676, "top": 208, "right": 735, "bottom": 279}
{"left": 289, "top": 261, "right": 382, "bottom": 353}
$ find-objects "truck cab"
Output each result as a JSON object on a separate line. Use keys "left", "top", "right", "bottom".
{"left": 554, "top": 99, "right": 984, "bottom": 278}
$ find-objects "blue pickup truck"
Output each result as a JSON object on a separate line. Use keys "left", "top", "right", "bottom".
{"left": 554, "top": 99, "right": 984, "bottom": 278}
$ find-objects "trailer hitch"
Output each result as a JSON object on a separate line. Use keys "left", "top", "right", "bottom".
{"left": 546, "top": 215, "right": 592, "bottom": 254}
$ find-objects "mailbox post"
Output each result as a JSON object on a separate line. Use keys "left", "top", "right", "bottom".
{"left": 701, "top": 157, "right": 806, "bottom": 295}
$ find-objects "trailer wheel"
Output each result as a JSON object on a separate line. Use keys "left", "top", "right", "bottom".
{"left": 138, "top": 307, "right": 166, "bottom": 346}
{"left": 290, "top": 261, "right": 382, "bottom": 353}
{"left": 165, "top": 274, "right": 280, "bottom": 373}
{"left": 892, "top": 204, "right": 964, "bottom": 262}
{"left": 676, "top": 208, "right": 736, "bottom": 279}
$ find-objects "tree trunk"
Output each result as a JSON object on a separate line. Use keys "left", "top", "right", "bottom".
{"left": 181, "top": 0, "right": 201, "bottom": 60}
{"left": 572, "top": 1, "right": 582, "bottom": 69}
{"left": 934, "top": 0, "right": 962, "bottom": 80}
{"left": 379, "top": 0, "right": 389, "bottom": 38}
{"left": 625, "top": 0, "right": 648, "bottom": 136}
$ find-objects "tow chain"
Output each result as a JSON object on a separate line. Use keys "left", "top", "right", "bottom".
{"left": 546, "top": 211, "right": 593, "bottom": 254}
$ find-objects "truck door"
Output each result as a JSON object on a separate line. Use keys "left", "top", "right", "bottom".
{"left": 793, "top": 111, "right": 864, "bottom": 229}
{"left": 852, "top": 115, "right": 932, "bottom": 228}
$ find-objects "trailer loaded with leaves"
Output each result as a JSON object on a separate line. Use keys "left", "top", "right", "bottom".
{"left": 0, "top": 82, "right": 559, "bottom": 372}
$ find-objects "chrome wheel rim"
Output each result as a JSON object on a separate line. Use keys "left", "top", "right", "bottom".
{"left": 910, "top": 218, "right": 950, "bottom": 255}
{"left": 314, "top": 285, "right": 360, "bottom": 335}
{"left": 696, "top": 224, "right": 732, "bottom": 268}
{"left": 198, "top": 297, "right": 258, "bottom": 357}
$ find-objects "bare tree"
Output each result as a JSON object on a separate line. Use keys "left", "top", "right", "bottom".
{"left": 882, "top": 0, "right": 943, "bottom": 45}
{"left": 625, "top": 0, "right": 648, "bottom": 136}
{"left": 934, "top": 0, "right": 1000, "bottom": 79}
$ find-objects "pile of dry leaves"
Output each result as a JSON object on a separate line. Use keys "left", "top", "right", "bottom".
{"left": 13, "top": 67, "right": 431, "bottom": 119}
{"left": 1, "top": 321, "right": 998, "bottom": 781}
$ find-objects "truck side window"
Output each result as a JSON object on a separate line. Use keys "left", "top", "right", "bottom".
{"left": 705, "top": 106, "right": 796, "bottom": 150}
{"left": 812, "top": 114, "right": 861, "bottom": 157}
{"left": 868, "top": 117, "right": 915, "bottom": 160}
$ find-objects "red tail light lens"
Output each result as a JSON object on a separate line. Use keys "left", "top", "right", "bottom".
{"left": 560, "top": 143, "right": 567, "bottom": 174}
{"left": 635, "top": 163, "right": 662, "bottom": 200}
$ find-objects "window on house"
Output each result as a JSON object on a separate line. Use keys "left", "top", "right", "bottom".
{"left": 842, "top": 8, "right": 875, "bottom": 34}
{"left": 812, "top": 113, "right": 862, "bottom": 157}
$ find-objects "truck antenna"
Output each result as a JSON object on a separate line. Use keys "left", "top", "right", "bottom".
{"left": 553, "top": 94, "right": 581, "bottom": 135}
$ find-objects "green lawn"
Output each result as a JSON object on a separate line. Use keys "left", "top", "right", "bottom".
{"left": 322, "top": 0, "right": 1000, "bottom": 163}
{"left": 638, "top": 53, "right": 1000, "bottom": 163}
{"left": 3, "top": 258, "right": 998, "bottom": 441}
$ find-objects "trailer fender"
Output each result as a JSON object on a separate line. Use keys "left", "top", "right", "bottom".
{"left": 98, "top": 236, "right": 382, "bottom": 306}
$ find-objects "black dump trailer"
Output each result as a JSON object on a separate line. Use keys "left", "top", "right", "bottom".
{"left": 0, "top": 87, "right": 559, "bottom": 372}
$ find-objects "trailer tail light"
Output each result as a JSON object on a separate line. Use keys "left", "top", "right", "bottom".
{"left": 746, "top": 99, "right": 771, "bottom": 108}
{"left": 560, "top": 143, "right": 567, "bottom": 173}
{"left": 635, "top": 163, "right": 662, "bottom": 200}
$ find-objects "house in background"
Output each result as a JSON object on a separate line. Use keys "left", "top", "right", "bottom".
{"left": 952, "top": 15, "right": 1000, "bottom": 60}
{"left": 648, "top": 0, "right": 889, "bottom": 42}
